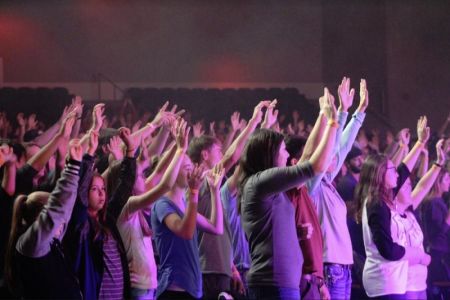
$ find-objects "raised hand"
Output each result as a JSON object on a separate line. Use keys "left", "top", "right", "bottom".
{"left": 27, "top": 113, "right": 38, "bottom": 130}
{"left": 193, "top": 121, "right": 205, "bottom": 137}
{"left": 251, "top": 100, "right": 271, "bottom": 125}
{"left": 16, "top": 112, "right": 26, "bottom": 128}
{"left": 0, "top": 144, "right": 16, "bottom": 164}
{"left": 435, "top": 139, "right": 446, "bottom": 165}
{"left": 321, "top": 87, "right": 337, "bottom": 121}
{"left": 205, "top": 163, "right": 225, "bottom": 191}
{"left": 337, "top": 76, "right": 355, "bottom": 112}
{"left": 397, "top": 128, "right": 410, "bottom": 146}
{"left": 262, "top": 99, "right": 279, "bottom": 129}
{"left": 72, "top": 95, "right": 84, "bottom": 118}
{"left": 188, "top": 164, "right": 205, "bottom": 194}
{"left": 209, "top": 121, "right": 216, "bottom": 136}
{"left": 106, "top": 135, "right": 124, "bottom": 161}
{"left": 417, "top": 116, "right": 430, "bottom": 144}
{"left": 92, "top": 103, "right": 105, "bottom": 132}
{"left": 87, "top": 130, "right": 99, "bottom": 156}
{"left": 357, "top": 79, "right": 369, "bottom": 113}
{"left": 119, "top": 127, "right": 137, "bottom": 154}
{"left": 68, "top": 139, "right": 83, "bottom": 162}
{"left": 230, "top": 111, "right": 241, "bottom": 132}
{"left": 59, "top": 112, "right": 76, "bottom": 139}
{"left": 175, "top": 118, "right": 190, "bottom": 151}
{"left": 238, "top": 118, "right": 247, "bottom": 131}
{"left": 151, "top": 101, "right": 180, "bottom": 128}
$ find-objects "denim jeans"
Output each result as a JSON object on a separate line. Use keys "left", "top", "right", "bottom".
{"left": 130, "top": 287, "right": 156, "bottom": 300}
{"left": 324, "top": 263, "right": 352, "bottom": 300}
{"left": 248, "top": 286, "right": 300, "bottom": 300}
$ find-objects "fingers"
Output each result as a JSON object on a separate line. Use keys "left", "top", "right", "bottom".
{"left": 160, "top": 101, "right": 169, "bottom": 112}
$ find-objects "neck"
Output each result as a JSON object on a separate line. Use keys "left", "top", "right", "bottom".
{"left": 395, "top": 196, "right": 408, "bottom": 214}
{"left": 350, "top": 171, "right": 360, "bottom": 181}
{"left": 87, "top": 209, "right": 99, "bottom": 220}
{"left": 167, "top": 186, "right": 186, "bottom": 208}
{"left": 201, "top": 161, "right": 211, "bottom": 171}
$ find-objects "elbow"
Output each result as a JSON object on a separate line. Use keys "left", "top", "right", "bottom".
{"left": 212, "top": 225, "right": 223, "bottom": 235}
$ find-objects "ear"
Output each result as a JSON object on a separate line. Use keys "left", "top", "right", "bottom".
{"left": 290, "top": 157, "right": 298, "bottom": 166}
{"left": 201, "top": 149, "right": 209, "bottom": 162}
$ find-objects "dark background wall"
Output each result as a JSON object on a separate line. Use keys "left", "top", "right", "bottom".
{"left": 0, "top": 0, "right": 449, "bottom": 130}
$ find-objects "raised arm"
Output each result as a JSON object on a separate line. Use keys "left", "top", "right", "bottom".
{"left": 127, "top": 119, "right": 190, "bottom": 214}
{"left": 220, "top": 100, "right": 270, "bottom": 172}
{"left": 80, "top": 103, "right": 105, "bottom": 151}
{"left": 222, "top": 111, "right": 241, "bottom": 151}
{"left": 254, "top": 92, "right": 338, "bottom": 198}
{"left": 329, "top": 78, "right": 368, "bottom": 180}
{"left": 415, "top": 147, "right": 429, "bottom": 179}
{"left": 27, "top": 112, "right": 76, "bottom": 173}
{"left": 16, "top": 139, "right": 82, "bottom": 258}
{"left": 389, "top": 129, "right": 410, "bottom": 166}
{"left": 106, "top": 127, "right": 137, "bottom": 220}
{"left": 196, "top": 164, "right": 225, "bottom": 235}
{"left": 308, "top": 89, "right": 339, "bottom": 174}
{"left": 410, "top": 139, "right": 446, "bottom": 209}
{"left": 402, "top": 116, "right": 430, "bottom": 172}
{"left": 300, "top": 94, "right": 327, "bottom": 162}
{"left": 163, "top": 164, "right": 205, "bottom": 240}
{"left": 145, "top": 143, "right": 176, "bottom": 190}
{"left": 1, "top": 145, "right": 17, "bottom": 196}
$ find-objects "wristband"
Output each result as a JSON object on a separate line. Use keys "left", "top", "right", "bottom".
{"left": 327, "top": 119, "right": 339, "bottom": 128}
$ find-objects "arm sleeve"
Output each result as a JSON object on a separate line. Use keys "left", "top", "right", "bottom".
{"left": 252, "top": 162, "right": 314, "bottom": 199}
{"left": 393, "top": 163, "right": 411, "bottom": 197}
{"left": 367, "top": 200, "right": 406, "bottom": 261}
{"left": 68, "top": 154, "right": 95, "bottom": 228}
{"left": 154, "top": 199, "right": 178, "bottom": 224}
{"left": 329, "top": 111, "right": 366, "bottom": 180}
{"left": 107, "top": 157, "right": 137, "bottom": 221}
{"left": 16, "top": 160, "right": 80, "bottom": 258}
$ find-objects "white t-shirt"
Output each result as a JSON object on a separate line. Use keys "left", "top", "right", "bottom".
{"left": 395, "top": 210, "right": 427, "bottom": 292}
{"left": 117, "top": 201, "right": 157, "bottom": 290}
{"left": 362, "top": 202, "right": 408, "bottom": 297}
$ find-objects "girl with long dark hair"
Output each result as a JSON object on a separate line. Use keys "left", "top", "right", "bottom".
{"left": 239, "top": 90, "right": 338, "bottom": 300}
{"left": 355, "top": 116, "right": 431, "bottom": 299}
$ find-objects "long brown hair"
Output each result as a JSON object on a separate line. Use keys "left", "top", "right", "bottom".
{"left": 4, "top": 193, "right": 48, "bottom": 295}
{"left": 354, "top": 154, "right": 394, "bottom": 223}
{"left": 88, "top": 173, "right": 110, "bottom": 240}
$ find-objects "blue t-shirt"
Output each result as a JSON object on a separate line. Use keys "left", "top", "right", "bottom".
{"left": 151, "top": 197, "right": 202, "bottom": 299}
{"left": 221, "top": 181, "right": 251, "bottom": 270}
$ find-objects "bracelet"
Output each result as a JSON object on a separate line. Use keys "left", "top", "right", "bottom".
{"left": 327, "top": 119, "right": 339, "bottom": 128}
{"left": 416, "top": 140, "right": 425, "bottom": 146}
{"left": 433, "top": 162, "right": 443, "bottom": 168}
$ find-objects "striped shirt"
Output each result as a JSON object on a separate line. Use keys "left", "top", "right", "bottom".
{"left": 99, "top": 235, "right": 124, "bottom": 300}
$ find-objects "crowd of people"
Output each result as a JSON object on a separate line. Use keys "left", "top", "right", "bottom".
{"left": 0, "top": 77, "right": 449, "bottom": 300}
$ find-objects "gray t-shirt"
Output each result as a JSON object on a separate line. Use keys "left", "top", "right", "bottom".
{"left": 241, "top": 162, "right": 314, "bottom": 289}
{"left": 197, "top": 180, "right": 233, "bottom": 277}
